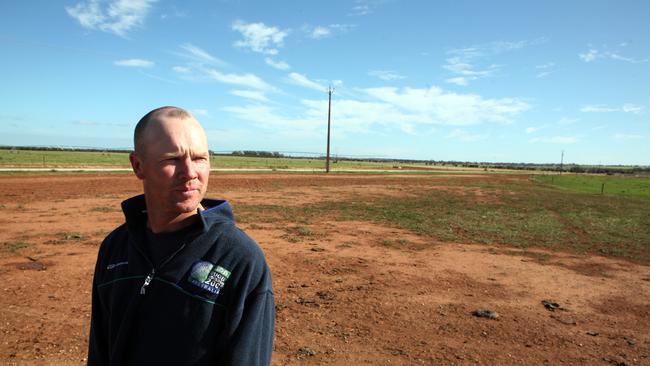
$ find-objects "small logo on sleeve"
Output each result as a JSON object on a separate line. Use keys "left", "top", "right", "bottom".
{"left": 188, "top": 261, "right": 231, "bottom": 295}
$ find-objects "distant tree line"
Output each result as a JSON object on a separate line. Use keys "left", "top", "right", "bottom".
{"left": 0, "top": 146, "right": 130, "bottom": 153}
{"left": 230, "top": 150, "right": 285, "bottom": 158}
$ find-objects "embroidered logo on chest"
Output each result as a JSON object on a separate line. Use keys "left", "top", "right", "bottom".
{"left": 188, "top": 261, "right": 231, "bottom": 295}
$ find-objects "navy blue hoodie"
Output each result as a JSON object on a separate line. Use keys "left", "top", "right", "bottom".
{"left": 87, "top": 195, "right": 275, "bottom": 365}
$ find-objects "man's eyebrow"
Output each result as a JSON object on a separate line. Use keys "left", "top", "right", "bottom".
{"left": 160, "top": 151, "right": 183, "bottom": 159}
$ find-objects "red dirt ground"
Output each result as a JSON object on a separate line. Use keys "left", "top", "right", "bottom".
{"left": 0, "top": 173, "right": 648, "bottom": 365}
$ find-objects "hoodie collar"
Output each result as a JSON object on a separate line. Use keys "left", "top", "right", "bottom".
{"left": 121, "top": 194, "right": 234, "bottom": 234}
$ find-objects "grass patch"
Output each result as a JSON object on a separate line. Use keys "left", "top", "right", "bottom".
{"left": 89, "top": 206, "right": 118, "bottom": 212}
{"left": 2, "top": 240, "right": 28, "bottom": 252}
{"left": 380, "top": 238, "right": 410, "bottom": 248}
{"left": 534, "top": 174, "right": 650, "bottom": 198}
{"left": 236, "top": 176, "right": 650, "bottom": 264}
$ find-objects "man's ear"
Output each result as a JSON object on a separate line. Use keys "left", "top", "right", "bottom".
{"left": 129, "top": 152, "right": 145, "bottom": 180}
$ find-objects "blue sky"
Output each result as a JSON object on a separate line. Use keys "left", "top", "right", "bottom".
{"left": 1, "top": 0, "right": 648, "bottom": 165}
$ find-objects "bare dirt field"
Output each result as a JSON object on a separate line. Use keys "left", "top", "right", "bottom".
{"left": 1, "top": 173, "right": 649, "bottom": 365}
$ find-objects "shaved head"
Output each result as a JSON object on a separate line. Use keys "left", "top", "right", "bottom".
{"left": 134, "top": 106, "right": 193, "bottom": 157}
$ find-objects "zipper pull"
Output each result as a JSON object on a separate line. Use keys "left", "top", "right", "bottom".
{"left": 140, "top": 269, "right": 155, "bottom": 295}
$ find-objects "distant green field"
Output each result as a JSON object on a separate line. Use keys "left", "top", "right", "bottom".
{"left": 0, "top": 148, "right": 451, "bottom": 171}
{"left": 533, "top": 174, "right": 650, "bottom": 198}
{"left": 237, "top": 174, "right": 650, "bottom": 264}
{"left": 0, "top": 149, "right": 130, "bottom": 167}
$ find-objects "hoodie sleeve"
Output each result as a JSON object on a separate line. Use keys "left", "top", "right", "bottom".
{"left": 87, "top": 245, "right": 110, "bottom": 365}
{"left": 222, "top": 288, "right": 275, "bottom": 366}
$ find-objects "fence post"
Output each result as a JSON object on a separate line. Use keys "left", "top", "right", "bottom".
{"left": 601, "top": 183, "right": 605, "bottom": 195}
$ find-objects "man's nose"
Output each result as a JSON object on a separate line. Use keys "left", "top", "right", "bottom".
{"left": 178, "top": 156, "right": 198, "bottom": 180}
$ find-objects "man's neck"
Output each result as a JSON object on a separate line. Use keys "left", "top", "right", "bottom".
{"left": 147, "top": 212, "right": 197, "bottom": 234}
{"left": 146, "top": 203, "right": 204, "bottom": 234}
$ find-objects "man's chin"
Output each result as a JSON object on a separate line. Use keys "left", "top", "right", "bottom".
{"left": 172, "top": 196, "right": 203, "bottom": 214}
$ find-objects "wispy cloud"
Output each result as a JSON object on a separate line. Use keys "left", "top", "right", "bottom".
{"left": 368, "top": 70, "right": 406, "bottom": 81}
{"left": 172, "top": 65, "right": 190, "bottom": 73}
{"left": 192, "top": 109, "right": 209, "bottom": 117}
{"left": 613, "top": 133, "right": 644, "bottom": 140}
{"left": 525, "top": 126, "right": 545, "bottom": 134}
{"left": 445, "top": 129, "right": 487, "bottom": 142}
{"left": 229, "top": 90, "right": 270, "bottom": 103}
{"left": 349, "top": 0, "right": 380, "bottom": 16}
{"left": 207, "top": 69, "right": 274, "bottom": 91}
{"left": 580, "top": 104, "right": 644, "bottom": 114}
{"left": 223, "top": 84, "right": 531, "bottom": 138}
{"left": 580, "top": 105, "right": 618, "bottom": 113}
{"left": 622, "top": 104, "right": 644, "bottom": 114}
{"left": 446, "top": 77, "right": 469, "bottom": 86}
{"left": 363, "top": 86, "right": 530, "bottom": 125}
{"left": 535, "top": 62, "right": 555, "bottom": 78}
{"left": 287, "top": 73, "right": 327, "bottom": 92}
{"left": 311, "top": 26, "right": 330, "bottom": 39}
{"left": 65, "top": 0, "right": 156, "bottom": 37}
{"left": 178, "top": 43, "right": 226, "bottom": 66}
{"left": 114, "top": 58, "right": 154, "bottom": 68}
{"left": 265, "top": 57, "right": 290, "bottom": 70}
{"left": 557, "top": 117, "right": 579, "bottom": 125}
{"left": 579, "top": 46, "right": 648, "bottom": 63}
{"left": 443, "top": 39, "right": 545, "bottom": 86}
{"left": 232, "top": 20, "right": 289, "bottom": 55}
{"left": 304, "top": 24, "right": 355, "bottom": 39}
{"left": 529, "top": 136, "right": 578, "bottom": 144}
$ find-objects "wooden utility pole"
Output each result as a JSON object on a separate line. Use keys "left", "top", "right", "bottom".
{"left": 325, "top": 86, "right": 333, "bottom": 173}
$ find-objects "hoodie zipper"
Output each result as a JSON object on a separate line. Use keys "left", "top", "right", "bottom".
{"left": 138, "top": 242, "right": 187, "bottom": 295}
{"left": 140, "top": 269, "right": 155, "bottom": 294}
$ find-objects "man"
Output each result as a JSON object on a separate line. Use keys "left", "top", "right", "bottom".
{"left": 87, "top": 106, "right": 275, "bottom": 365}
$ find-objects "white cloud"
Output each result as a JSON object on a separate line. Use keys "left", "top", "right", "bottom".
{"left": 363, "top": 86, "right": 530, "bottom": 125}
{"left": 311, "top": 26, "right": 331, "bottom": 39}
{"left": 222, "top": 84, "right": 530, "bottom": 138}
{"left": 179, "top": 43, "right": 226, "bottom": 66}
{"left": 230, "top": 90, "right": 270, "bottom": 102}
{"left": 558, "top": 117, "right": 579, "bottom": 125}
{"left": 536, "top": 62, "right": 555, "bottom": 69}
{"left": 65, "top": 0, "right": 156, "bottom": 37}
{"left": 114, "top": 58, "right": 154, "bottom": 67}
{"left": 622, "top": 103, "right": 643, "bottom": 114}
{"left": 581, "top": 104, "right": 644, "bottom": 114}
{"left": 536, "top": 71, "right": 552, "bottom": 78}
{"left": 445, "top": 129, "right": 487, "bottom": 142}
{"left": 443, "top": 40, "right": 543, "bottom": 85}
{"left": 265, "top": 58, "right": 290, "bottom": 70}
{"left": 232, "top": 20, "right": 289, "bottom": 55}
{"left": 445, "top": 77, "right": 468, "bottom": 86}
{"left": 580, "top": 105, "right": 618, "bottom": 113}
{"left": 192, "top": 109, "right": 209, "bottom": 116}
{"left": 305, "top": 24, "right": 355, "bottom": 39}
{"left": 349, "top": 0, "right": 380, "bottom": 16}
{"left": 172, "top": 66, "right": 190, "bottom": 73}
{"left": 579, "top": 47, "right": 649, "bottom": 63}
{"left": 207, "top": 69, "right": 273, "bottom": 91}
{"left": 287, "top": 73, "right": 326, "bottom": 92}
{"left": 613, "top": 133, "right": 644, "bottom": 140}
{"left": 579, "top": 49, "right": 599, "bottom": 62}
{"left": 525, "top": 126, "right": 541, "bottom": 134}
{"left": 529, "top": 136, "right": 578, "bottom": 144}
{"left": 368, "top": 70, "right": 406, "bottom": 81}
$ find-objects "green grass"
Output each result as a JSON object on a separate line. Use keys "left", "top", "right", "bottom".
{"left": 235, "top": 175, "right": 650, "bottom": 264}
{"left": 2, "top": 240, "right": 28, "bottom": 252}
{"left": 0, "top": 148, "right": 484, "bottom": 171}
{"left": 533, "top": 174, "right": 650, "bottom": 198}
{"left": 0, "top": 149, "right": 130, "bottom": 167}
